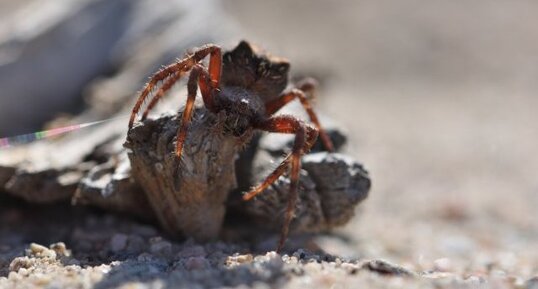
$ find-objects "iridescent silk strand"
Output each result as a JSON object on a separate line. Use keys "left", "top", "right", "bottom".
{"left": 0, "top": 115, "right": 129, "bottom": 149}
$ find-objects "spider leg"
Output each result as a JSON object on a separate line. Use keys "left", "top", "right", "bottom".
{"left": 175, "top": 65, "right": 217, "bottom": 158}
{"left": 198, "top": 65, "right": 218, "bottom": 112}
{"left": 264, "top": 78, "right": 334, "bottom": 152}
{"left": 141, "top": 63, "right": 219, "bottom": 120}
{"left": 140, "top": 71, "right": 185, "bottom": 121}
{"left": 129, "top": 44, "right": 221, "bottom": 128}
{"left": 244, "top": 115, "right": 318, "bottom": 252}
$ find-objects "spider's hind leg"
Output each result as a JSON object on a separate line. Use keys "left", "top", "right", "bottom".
{"left": 244, "top": 115, "right": 318, "bottom": 252}
{"left": 264, "top": 78, "right": 334, "bottom": 152}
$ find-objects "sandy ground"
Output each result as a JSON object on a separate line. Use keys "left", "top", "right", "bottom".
{"left": 223, "top": 0, "right": 538, "bottom": 283}
{"left": 1, "top": 0, "right": 538, "bottom": 288}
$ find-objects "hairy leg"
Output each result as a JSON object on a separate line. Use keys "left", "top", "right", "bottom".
{"left": 264, "top": 78, "right": 334, "bottom": 151}
{"left": 141, "top": 64, "right": 217, "bottom": 120}
{"left": 244, "top": 115, "right": 318, "bottom": 252}
{"left": 129, "top": 44, "right": 221, "bottom": 128}
{"left": 140, "top": 72, "right": 185, "bottom": 121}
{"left": 175, "top": 65, "right": 212, "bottom": 158}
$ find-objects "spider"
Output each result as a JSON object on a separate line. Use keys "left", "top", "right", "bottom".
{"left": 129, "top": 41, "right": 334, "bottom": 252}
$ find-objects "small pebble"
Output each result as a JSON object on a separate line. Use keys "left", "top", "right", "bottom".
{"left": 125, "top": 235, "right": 147, "bottom": 254}
{"left": 8, "top": 271, "right": 20, "bottom": 280}
{"left": 17, "top": 268, "right": 28, "bottom": 276}
{"left": 177, "top": 245, "right": 206, "bottom": 258}
{"left": 464, "top": 275, "right": 486, "bottom": 285}
{"left": 257, "top": 252, "right": 284, "bottom": 271}
{"left": 50, "top": 242, "right": 70, "bottom": 257}
{"left": 423, "top": 271, "right": 456, "bottom": 279}
{"left": 341, "top": 263, "right": 360, "bottom": 274}
{"left": 184, "top": 257, "right": 209, "bottom": 270}
{"left": 138, "top": 253, "right": 157, "bottom": 262}
{"left": 226, "top": 254, "right": 253, "bottom": 266}
{"left": 9, "top": 257, "right": 33, "bottom": 272}
{"left": 526, "top": 276, "right": 538, "bottom": 289}
{"left": 149, "top": 240, "right": 172, "bottom": 257}
{"left": 26, "top": 243, "right": 56, "bottom": 259}
{"left": 433, "top": 258, "right": 452, "bottom": 272}
{"left": 109, "top": 233, "right": 128, "bottom": 252}
{"left": 132, "top": 225, "right": 158, "bottom": 237}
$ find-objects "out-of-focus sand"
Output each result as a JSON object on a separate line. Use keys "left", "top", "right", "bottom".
{"left": 224, "top": 0, "right": 538, "bottom": 276}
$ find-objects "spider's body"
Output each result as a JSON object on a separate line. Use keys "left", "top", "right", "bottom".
{"left": 215, "top": 86, "right": 264, "bottom": 137}
{"left": 208, "top": 41, "right": 289, "bottom": 137}
{"left": 130, "top": 41, "right": 334, "bottom": 252}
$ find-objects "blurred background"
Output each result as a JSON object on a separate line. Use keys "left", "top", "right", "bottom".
{"left": 1, "top": 0, "right": 537, "bottom": 276}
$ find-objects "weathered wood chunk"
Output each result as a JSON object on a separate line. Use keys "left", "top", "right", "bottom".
{"left": 125, "top": 109, "right": 241, "bottom": 241}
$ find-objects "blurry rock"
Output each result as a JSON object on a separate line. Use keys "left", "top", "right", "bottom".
{"left": 125, "top": 235, "right": 147, "bottom": 255}
{"left": 527, "top": 277, "right": 538, "bottom": 289}
{"left": 183, "top": 257, "right": 210, "bottom": 271}
{"left": 26, "top": 243, "right": 56, "bottom": 259}
{"left": 109, "top": 233, "right": 128, "bottom": 252}
{"left": 362, "top": 259, "right": 416, "bottom": 276}
{"left": 225, "top": 254, "right": 254, "bottom": 266}
{"left": 149, "top": 238, "right": 172, "bottom": 257}
{"left": 8, "top": 257, "right": 33, "bottom": 273}
{"left": 177, "top": 245, "right": 207, "bottom": 258}
{"left": 0, "top": 0, "right": 234, "bottom": 135}
{"left": 49, "top": 242, "right": 70, "bottom": 257}
{"left": 0, "top": 0, "right": 132, "bottom": 135}
{"left": 433, "top": 258, "right": 453, "bottom": 272}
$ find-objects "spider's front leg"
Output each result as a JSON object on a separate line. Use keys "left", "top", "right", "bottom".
{"left": 129, "top": 44, "right": 221, "bottom": 128}
{"left": 175, "top": 64, "right": 219, "bottom": 158}
{"left": 265, "top": 78, "right": 334, "bottom": 152}
{"left": 244, "top": 115, "right": 318, "bottom": 252}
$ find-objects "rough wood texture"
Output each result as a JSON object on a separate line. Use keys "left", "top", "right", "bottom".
{"left": 125, "top": 109, "right": 242, "bottom": 241}
{"left": 121, "top": 105, "right": 370, "bottom": 240}
{"left": 74, "top": 151, "right": 151, "bottom": 218}
{"left": 0, "top": 107, "right": 370, "bottom": 240}
{"left": 0, "top": 118, "right": 126, "bottom": 204}
{"left": 235, "top": 150, "right": 370, "bottom": 233}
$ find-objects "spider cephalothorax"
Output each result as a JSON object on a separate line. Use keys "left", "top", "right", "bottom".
{"left": 129, "top": 40, "right": 334, "bottom": 252}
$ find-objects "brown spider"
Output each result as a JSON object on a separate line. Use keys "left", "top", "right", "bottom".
{"left": 129, "top": 41, "right": 334, "bottom": 252}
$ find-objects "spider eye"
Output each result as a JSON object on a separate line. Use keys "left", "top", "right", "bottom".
{"left": 238, "top": 99, "right": 250, "bottom": 110}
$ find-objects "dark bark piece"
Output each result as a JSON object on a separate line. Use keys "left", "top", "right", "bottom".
{"left": 75, "top": 152, "right": 152, "bottom": 219}
{"left": 302, "top": 152, "right": 370, "bottom": 227}
{"left": 1, "top": 108, "right": 370, "bottom": 241}
{"left": 0, "top": 119, "right": 126, "bottom": 203}
{"left": 0, "top": 166, "right": 15, "bottom": 190}
{"left": 125, "top": 109, "right": 242, "bottom": 241}
{"left": 237, "top": 150, "right": 325, "bottom": 233}
{"left": 4, "top": 168, "right": 84, "bottom": 203}
{"left": 237, "top": 150, "right": 370, "bottom": 233}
